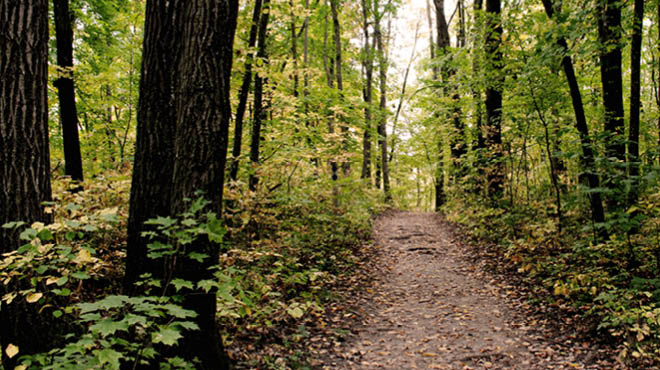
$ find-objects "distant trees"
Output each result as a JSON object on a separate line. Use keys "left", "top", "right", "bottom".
{"left": 0, "top": 0, "right": 53, "bottom": 366}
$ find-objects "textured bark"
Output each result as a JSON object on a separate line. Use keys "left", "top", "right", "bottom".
{"left": 53, "top": 0, "right": 83, "bottom": 183}
{"left": 541, "top": 0, "right": 606, "bottom": 239}
{"left": 249, "top": 0, "right": 270, "bottom": 191}
{"left": 168, "top": 1, "right": 238, "bottom": 367}
{"left": 361, "top": 0, "right": 373, "bottom": 181}
{"left": 484, "top": 0, "right": 504, "bottom": 199}
{"left": 229, "top": 0, "right": 263, "bottom": 183}
{"left": 374, "top": 0, "right": 391, "bottom": 202}
{"left": 0, "top": 0, "right": 54, "bottom": 366}
{"left": 627, "top": 0, "right": 643, "bottom": 207}
{"left": 125, "top": 0, "right": 238, "bottom": 367}
{"left": 597, "top": 0, "right": 624, "bottom": 163}
{"left": 124, "top": 0, "right": 181, "bottom": 294}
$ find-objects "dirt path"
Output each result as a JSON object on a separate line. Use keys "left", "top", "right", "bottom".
{"left": 319, "top": 211, "right": 618, "bottom": 369}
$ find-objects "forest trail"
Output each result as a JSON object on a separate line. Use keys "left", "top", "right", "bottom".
{"left": 320, "top": 211, "right": 615, "bottom": 369}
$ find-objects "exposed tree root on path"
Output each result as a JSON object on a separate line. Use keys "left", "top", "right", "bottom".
{"left": 315, "top": 211, "right": 623, "bottom": 369}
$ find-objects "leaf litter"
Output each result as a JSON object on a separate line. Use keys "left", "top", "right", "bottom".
{"left": 313, "top": 211, "right": 623, "bottom": 369}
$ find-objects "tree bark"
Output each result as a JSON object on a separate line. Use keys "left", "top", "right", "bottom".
{"left": 374, "top": 0, "right": 391, "bottom": 202}
{"left": 330, "top": 0, "right": 350, "bottom": 176}
{"left": 471, "top": 0, "right": 486, "bottom": 194}
{"left": 124, "top": 0, "right": 181, "bottom": 295}
{"left": 484, "top": 0, "right": 505, "bottom": 199}
{"left": 249, "top": 0, "right": 271, "bottom": 192}
{"left": 125, "top": 0, "right": 238, "bottom": 367}
{"left": 229, "top": 0, "right": 263, "bottom": 183}
{"left": 0, "top": 0, "right": 53, "bottom": 365}
{"left": 361, "top": 0, "right": 373, "bottom": 181}
{"left": 597, "top": 0, "right": 625, "bottom": 210}
{"left": 168, "top": 1, "right": 238, "bottom": 366}
{"left": 627, "top": 0, "right": 643, "bottom": 207}
{"left": 53, "top": 0, "right": 84, "bottom": 183}
{"left": 541, "top": 0, "right": 606, "bottom": 240}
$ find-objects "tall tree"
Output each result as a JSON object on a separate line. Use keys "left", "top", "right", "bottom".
{"left": 374, "top": 0, "right": 392, "bottom": 202}
{"left": 124, "top": 0, "right": 181, "bottom": 295}
{"left": 627, "top": 0, "right": 644, "bottom": 207}
{"left": 0, "top": 0, "right": 53, "bottom": 366}
{"left": 229, "top": 0, "right": 263, "bottom": 183}
{"left": 541, "top": 0, "right": 606, "bottom": 239}
{"left": 471, "top": 0, "right": 486, "bottom": 194}
{"left": 53, "top": 0, "right": 84, "bottom": 183}
{"left": 330, "top": 0, "right": 350, "bottom": 176}
{"left": 484, "top": 0, "right": 504, "bottom": 199}
{"left": 125, "top": 0, "right": 239, "bottom": 367}
{"left": 597, "top": 0, "right": 625, "bottom": 209}
{"left": 249, "top": 0, "right": 271, "bottom": 192}
{"left": 361, "top": 0, "right": 374, "bottom": 182}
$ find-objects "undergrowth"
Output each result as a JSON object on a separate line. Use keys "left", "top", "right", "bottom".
{"left": 444, "top": 190, "right": 660, "bottom": 368}
{"left": 1, "top": 170, "right": 382, "bottom": 369}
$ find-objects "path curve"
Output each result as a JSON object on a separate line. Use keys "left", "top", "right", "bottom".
{"left": 320, "top": 211, "right": 617, "bottom": 369}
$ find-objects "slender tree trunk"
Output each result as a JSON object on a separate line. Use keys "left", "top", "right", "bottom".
{"left": 323, "top": 13, "right": 339, "bottom": 185}
{"left": 0, "top": 1, "right": 54, "bottom": 366}
{"left": 374, "top": 0, "right": 391, "bottom": 202}
{"left": 471, "top": 0, "right": 486, "bottom": 194}
{"left": 330, "top": 0, "right": 350, "bottom": 176}
{"left": 449, "top": 0, "right": 467, "bottom": 180}
{"left": 290, "top": 0, "right": 299, "bottom": 98}
{"left": 389, "top": 22, "right": 419, "bottom": 163}
{"left": 484, "top": 0, "right": 504, "bottom": 199}
{"left": 53, "top": 0, "right": 83, "bottom": 183}
{"left": 597, "top": 0, "right": 625, "bottom": 210}
{"left": 249, "top": 0, "right": 271, "bottom": 192}
{"left": 229, "top": 0, "right": 263, "bottom": 183}
{"left": 627, "top": 0, "right": 643, "bottom": 207}
{"left": 541, "top": 0, "right": 606, "bottom": 240}
{"left": 361, "top": 0, "right": 373, "bottom": 181}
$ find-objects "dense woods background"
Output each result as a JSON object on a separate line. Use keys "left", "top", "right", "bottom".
{"left": 2, "top": 0, "right": 660, "bottom": 368}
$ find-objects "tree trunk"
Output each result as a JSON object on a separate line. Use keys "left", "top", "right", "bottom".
{"left": 229, "top": 0, "right": 263, "bottom": 183}
{"left": 125, "top": 0, "right": 238, "bottom": 367}
{"left": 323, "top": 13, "right": 339, "bottom": 184}
{"left": 627, "top": 0, "right": 643, "bottom": 207}
{"left": 597, "top": 0, "right": 625, "bottom": 210}
{"left": 374, "top": 0, "right": 391, "bottom": 202}
{"left": 290, "top": 0, "right": 299, "bottom": 98}
{"left": 0, "top": 0, "right": 53, "bottom": 366}
{"left": 249, "top": 0, "right": 271, "bottom": 192}
{"left": 124, "top": 0, "right": 181, "bottom": 295}
{"left": 484, "top": 0, "right": 505, "bottom": 199}
{"left": 471, "top": 0, "right": 486, "bottom": 194}
{"left": 168, "top": 1, "right": 238, "bottom": 367}
{"left": 361, "top": 0, "right": 373, "bottom": 182}
{"left": 330, "top": 0, "right": 350, "bottom": 177}
{"left": 53, "top": 0, "right": 83, "bottom": 183}
{"left": 541, "top": 0, "right": 606, "bottom": 240}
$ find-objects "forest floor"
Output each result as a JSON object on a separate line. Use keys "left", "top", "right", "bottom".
{"left": 311, "top": 211, "right": 623, "bottom": 370}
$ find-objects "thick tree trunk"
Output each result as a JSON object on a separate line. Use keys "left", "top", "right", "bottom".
{"left": 597, "top": 0, "right": 625, "bottom": 210}
{"left": 53, "top": 0, "right": 83, "bottom": 183}
{"left": 249, "top": 0, "right": 271, "bottom": 192}
{"left": 229, "top": 0, "right": 263, "bottom": 183}
{"left": 374, "top": 0, "right": 391, "bottom": 202}
{"left": 627, "top": 0, "right": 643, "bottom": 207}
{"left": 541, "top": 0, "right": 606, "bottom": 240}
{"left": 0, "top": 0, "right": 53, "bottom": 366}
{"left": 126, "top": 0, "right": 238, "bottom": 367}
{"left": 168, "top": 1, "right": 238, "bottom": 367}
{"left": 124, "top": 0, "right": 181, "bottom": 295}
{"left": 361, "top": 0, "right": 373, "bottom": 181}
{"left": 484, "top": 0, "right": 504, "bottom": 199}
